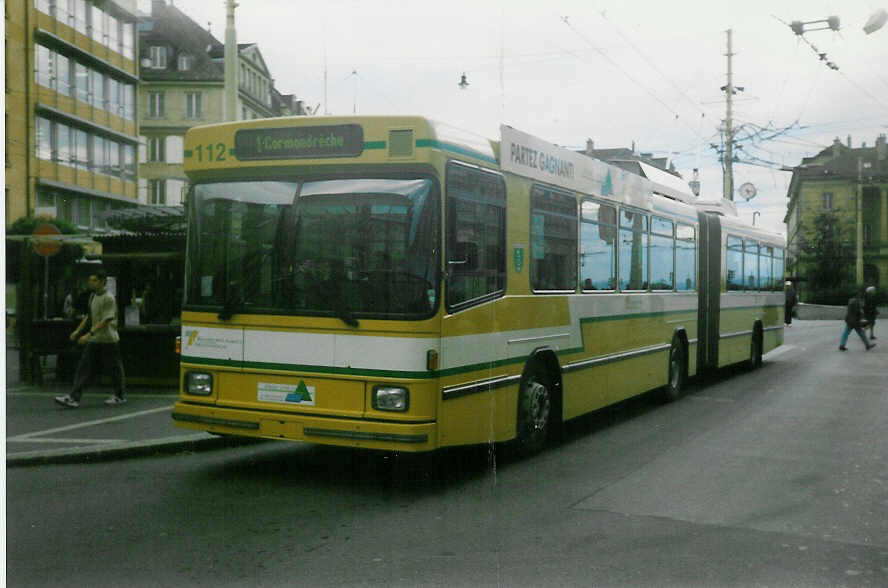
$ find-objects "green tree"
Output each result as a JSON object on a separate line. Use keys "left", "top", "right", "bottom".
{"left": 802, "top": 211, "right": 853, "bottom": 298}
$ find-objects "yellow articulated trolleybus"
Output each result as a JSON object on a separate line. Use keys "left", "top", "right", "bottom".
{"left": 172, "top": 116, "right": 785, "bottom": 454}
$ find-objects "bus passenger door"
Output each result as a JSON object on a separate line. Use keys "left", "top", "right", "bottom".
{"left": 438, "top": 162, "right": 509, "bottom": 447}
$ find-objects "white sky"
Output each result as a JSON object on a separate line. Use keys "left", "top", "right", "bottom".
{"left": 148, "top": 0, "right": 888, "bottom": 234}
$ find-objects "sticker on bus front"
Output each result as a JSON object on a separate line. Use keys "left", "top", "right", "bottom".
{"left": 257, "top": 381, "right": 315, "bottom": 406}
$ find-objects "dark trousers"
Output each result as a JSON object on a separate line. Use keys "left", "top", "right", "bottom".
{"left": 785, "top": 303, "right": 793, "bottom": 325}
{"left": 70, "top": 342, "right": 126, "bottom": 401}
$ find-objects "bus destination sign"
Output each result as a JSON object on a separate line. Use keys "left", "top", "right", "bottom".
{"left": 234, "top": 124, "right": 364, "bottom": 160}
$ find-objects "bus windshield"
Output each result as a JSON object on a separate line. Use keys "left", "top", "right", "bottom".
{"left": 186, "top": 178, "right": 440, "bottom": 321}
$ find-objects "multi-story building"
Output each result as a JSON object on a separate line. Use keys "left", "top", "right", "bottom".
{"left": 784, "top": 135, "right": 888, "bottom": 291}
{"left": 5, "top": 0, "right": 140, "bottom": 229}
{"left": 137, "top": 0, "right": 307, "bottom": 206}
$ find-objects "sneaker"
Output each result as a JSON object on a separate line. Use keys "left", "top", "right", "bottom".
{"left": 104, "top": 395, "right": 127, "bottom": 405}
{"left": 54, "top": 395, "right": 79, "bottom": 408}
{"left": 866, "top": 343, "right": 876, "bottom": 351}
{"left": 838, "top": 346, "right": 847, "bottom": 351}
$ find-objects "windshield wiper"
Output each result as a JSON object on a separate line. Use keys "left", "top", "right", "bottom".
{"left": 218, "top": 295, "right": 243, "bottom": 321}
{"left": 335, "top": 307, "right": 359, "bottom": 328}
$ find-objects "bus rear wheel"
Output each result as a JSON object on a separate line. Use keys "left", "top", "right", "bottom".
{"left": 515, "top": 370, "right": 552, "bottom": 455}
{"left": 748, "top": 334, "right": 763, "bottom": 370}
{"left": 661, "top": 339, "right": 687, "bottom": 402}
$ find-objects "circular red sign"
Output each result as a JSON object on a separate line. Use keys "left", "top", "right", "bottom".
{"left": 33, "top": 223, "right": 62, "bottom": 257}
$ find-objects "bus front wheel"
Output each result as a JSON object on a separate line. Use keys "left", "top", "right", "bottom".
{"left": 515, "top": 370, "right": 552, "bottom": 455}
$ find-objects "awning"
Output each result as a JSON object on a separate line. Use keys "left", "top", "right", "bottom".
{"left": 97, "top": 206, "right": 186, "bottom": 234}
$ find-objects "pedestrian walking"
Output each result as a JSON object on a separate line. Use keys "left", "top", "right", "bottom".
{"left": 838, "top": 291, "right": 876, "bottom": 352}
{"left": 863, "top": 285, "right": 879, "bottom": 341}
{"left": 784, "top": 280, "right": 797, "bottom": 326}
{"left": 54, "top": 269, "right": 127, "bottom": 408}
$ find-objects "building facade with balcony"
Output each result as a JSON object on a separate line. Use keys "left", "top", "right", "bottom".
{"left": 784, "top": 135, "right": 888, "bottom": 294}
{"left": 5, "top": 0, "right": 140, "bottom": 229}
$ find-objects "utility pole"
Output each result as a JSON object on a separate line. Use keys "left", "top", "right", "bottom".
{"left": 224, "top": 0, "right": 238, "bottom": 121}
{"left": 856, "top": 157, "right": 864, "bottom": 287}
{"left": 723, "top": 29, "right": 734, "bottom": 201}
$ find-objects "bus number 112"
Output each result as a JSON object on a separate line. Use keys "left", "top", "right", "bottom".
{"left": 195, "top": 143, "right": 227, "bottom": 162}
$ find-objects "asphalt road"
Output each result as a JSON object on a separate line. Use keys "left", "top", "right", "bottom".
{"left": 6, "top": 320, "right": 888, "bottom": 587}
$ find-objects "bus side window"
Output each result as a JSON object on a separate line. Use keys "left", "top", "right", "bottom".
{"left": 530, "top": 186, "right": 577, "bottom": 292}
{"left": 445, "top": 163, "right": 506, "bottom": 310}
{"left": 726, "top": 235, "right": 744, "bottom": 291}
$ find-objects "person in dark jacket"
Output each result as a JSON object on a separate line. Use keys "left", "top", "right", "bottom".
{"left": 839, "top": 292, "right": 876, "bottom": 351}
{"left": 784, "top": 281, "right": 797, "bottom": 325}
{"left": 863, "top": 285, "right": 879, "bottom": 340}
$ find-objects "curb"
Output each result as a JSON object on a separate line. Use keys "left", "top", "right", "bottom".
{"left": 6, "top": 433, "right": 265, "bottom": 468}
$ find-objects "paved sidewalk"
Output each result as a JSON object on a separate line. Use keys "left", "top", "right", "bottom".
{"left": 5, "top": 345, "right": 248, "bottom": 467}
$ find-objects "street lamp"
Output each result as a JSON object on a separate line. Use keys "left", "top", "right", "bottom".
{"left": 752, "top": 211, "right": 760, "bottom": 226}
{"left": 864, "top": 9, "right": 887, "bottom": 34}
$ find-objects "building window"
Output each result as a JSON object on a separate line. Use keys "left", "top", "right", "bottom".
{"left": 863, "top": 223, "right": 872, "bottom": 245}
{"left": 148, "top": 91, "right": 165, "bottom": 118}
{"left": 123, "top": 144, "right": 135, "bottom": 180}
{"left": 56, "top": 53, "right": 71, "bottom": 96}
{"left": 178, "top": 54, "right": 192, "bottom": 71}
{"left": 36, "top": 116, "right": 53, "bottom": 160}
{"left": 148, "top": 179, "right": 166, "bottom": 205}
{"left": 185, "top": 92, "right": 202, "bottom": 118}
{"left": 149, "top": 45, "right": 167, "bottom": 69}
{"left": 822, "top": 192, "right": 833, "bottom": 210}
{"left": 74, "top": 61, "right": 89, "bottom": 103}
{"left": 91, "top": 69, "right": 105, "bottom": 109}
{"left": 147, "top": 137, "right": 165, "bottom": 162}
{"left": 35, "top": 45, "right": 53, "bottom": 89}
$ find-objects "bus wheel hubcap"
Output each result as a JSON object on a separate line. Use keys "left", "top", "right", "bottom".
{"left": 527, "top": 380, "right": 550, "bottom": 431}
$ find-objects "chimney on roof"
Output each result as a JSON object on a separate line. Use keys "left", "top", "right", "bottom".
{"left": 586, "top": 139, "right": 594, "bottom": 155}
{"left": 832, "top": 137, "right": 842, "bottom": 158}
{"left": 877, "top": 134, "right": 886, "bottom": 161}
{"left": 847, "top": 135, "right": 852, "bottom": 148}
{"left": 631, "top": 140, "right": 636, "bottom": 153}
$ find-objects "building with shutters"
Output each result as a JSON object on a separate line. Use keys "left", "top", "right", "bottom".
{"left": 137, "top": 0, "right": 309, "bottom": 206}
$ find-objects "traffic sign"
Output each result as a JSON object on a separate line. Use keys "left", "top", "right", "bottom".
{"left": 32, "top": 223, "right": 62, "bottom": 257}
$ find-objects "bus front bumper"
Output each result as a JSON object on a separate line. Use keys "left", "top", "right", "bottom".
{"left": 172, "top": 402, "right": 438, "bottom": 452}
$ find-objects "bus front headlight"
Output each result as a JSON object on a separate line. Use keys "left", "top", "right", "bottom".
{"left": 186, "top": 372, "right": 213, "bottom": 396}
{"left": 372, "top": 386, "right": 409, "bottom": 412}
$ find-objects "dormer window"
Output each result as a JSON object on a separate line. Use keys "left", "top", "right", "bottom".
{"left": 150, "top": 46, "right": 167, "bottom": 69}
{"left": 178, "top": 54, "right": 192, "bottom": 71}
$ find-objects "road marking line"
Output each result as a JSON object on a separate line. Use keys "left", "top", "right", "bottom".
{"left": 7, "top": 437, "right": 126, "bottom": 444}
{"left": 763, "top": 344, "right": 798, "bottom": 360}
{"left": 9, "top": 405, "right": 173, "bottom": 440}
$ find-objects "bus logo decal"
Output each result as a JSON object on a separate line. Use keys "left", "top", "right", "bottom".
{"left": 258, "top": 381, "right": 316, "bottom": 406}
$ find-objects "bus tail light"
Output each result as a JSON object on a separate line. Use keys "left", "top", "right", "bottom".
{"left": 372, "top": 386, "right": 409, "bottom": 412}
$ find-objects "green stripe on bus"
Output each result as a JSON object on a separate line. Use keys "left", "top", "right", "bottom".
{"left": 184, "top": 150, "right": 193, "bottom": 158}
{"left": 364, "top": 141, "right": 387, "bottom": 150}
{"left": 415, "top": 139, "right": 498, "bottom": 165}
{"left": 182, "top": 305, "right": 781, "bottom": 380}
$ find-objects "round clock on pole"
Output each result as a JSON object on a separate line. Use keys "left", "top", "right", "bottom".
{"left": 739, "top": 182, "right": 757, "bottom": 201}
